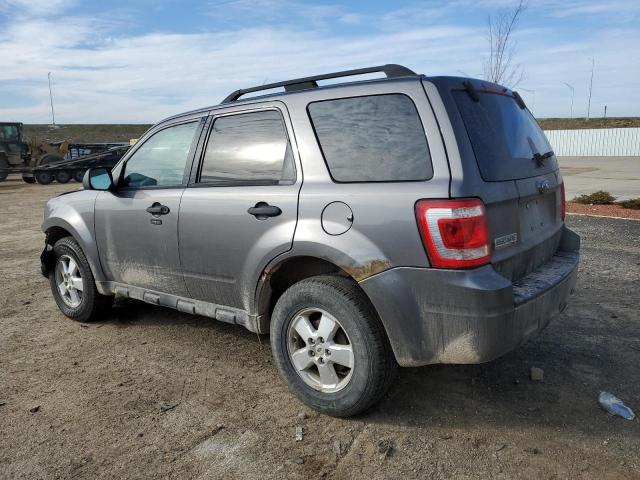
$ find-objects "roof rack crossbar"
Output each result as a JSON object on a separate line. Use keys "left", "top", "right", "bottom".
{"left": 221, "top": 64, "right": 417, "bottom": 103}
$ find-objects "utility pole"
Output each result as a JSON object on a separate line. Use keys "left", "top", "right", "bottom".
{"left": 563, "top": 82, "right": 575, "bottom": 119}
{"left": 48, "top": 72, "right": 56, "bottom": 126}
{"left": 604, "top": 105, "right": 607, "bottom": 118}
{"left": 586, "top": 58, "right": 594, "bottom": 120}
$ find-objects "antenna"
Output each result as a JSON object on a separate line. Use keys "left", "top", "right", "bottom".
{"left": 48, "top": 72, "right": 56, "bottom": 126}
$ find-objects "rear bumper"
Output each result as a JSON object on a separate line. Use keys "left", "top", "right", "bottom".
{"left": 360, "top": 226, "right": 580, "bottom": 367}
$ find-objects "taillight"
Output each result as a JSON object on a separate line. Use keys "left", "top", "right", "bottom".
{"left": 560, "top": 182, "right": 566, "bottom": 221}
{"left": 415, "top": 198, "right": 491, "bottom": 269}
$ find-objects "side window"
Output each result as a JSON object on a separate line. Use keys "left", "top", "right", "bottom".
{"left": 199, "top": 110, "right": 295, "bottom": 185}
{"left": 307, "top": 94, "right": 432, "bottom": 182}
{"left": 122, "top": 121, "right": 199, "bottom": 188}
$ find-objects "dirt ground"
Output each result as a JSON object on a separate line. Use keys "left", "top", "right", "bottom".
{"left": 567, "top": 202, "right": 640, "bottom": 220}
{"left": 1, "top": 177, "right": 639, "bottom": 480}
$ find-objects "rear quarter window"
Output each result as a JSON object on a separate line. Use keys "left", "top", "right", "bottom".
{"left": 307, "top": 94, "right": 432, "bottom": 182}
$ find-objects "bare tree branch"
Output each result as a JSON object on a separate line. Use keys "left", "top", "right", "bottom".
{"left": 483, "top": 0, "right": 526, "bottom": 88}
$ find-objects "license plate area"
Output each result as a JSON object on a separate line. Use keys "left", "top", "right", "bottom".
{"left": 519, "top": 192, "right": 556, "bottom": 242}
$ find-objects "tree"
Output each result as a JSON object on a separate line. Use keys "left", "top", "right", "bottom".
{"left": 483, "top": 0, "right": 526, "bottom": 87}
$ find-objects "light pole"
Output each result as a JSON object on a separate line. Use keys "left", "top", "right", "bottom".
{"left": 563, "top": 82, "right": 575, "bottom": 119}
{"left": 586, "top": 58, "right": 594, "bottom": 121}
{"left": 48, "top": 72, "right": 56, "bottom": 126}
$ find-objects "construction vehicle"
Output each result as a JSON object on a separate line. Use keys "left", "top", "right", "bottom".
{"left": 0, "top": 122, "right": 29, "bottom": 181}
{"left": 0, "top": 122, "right": 129, "bottom": 184}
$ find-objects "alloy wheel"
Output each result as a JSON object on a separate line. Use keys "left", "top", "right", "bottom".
{"left": 55, "top": 255, "right": 84, "bottom": 308}
{"left": 287, "top": 308, "right": 355, "bottom": 393}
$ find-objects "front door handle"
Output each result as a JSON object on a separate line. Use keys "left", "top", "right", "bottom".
{"left": 247, "top": 202, "right": 282, "bottom": 220}
{"left": 146, "top": 202, "right": 170, "bottom": 215}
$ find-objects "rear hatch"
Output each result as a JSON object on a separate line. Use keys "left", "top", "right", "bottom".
{"left": 431, "top": 78, "right": 564, "bottom": 281}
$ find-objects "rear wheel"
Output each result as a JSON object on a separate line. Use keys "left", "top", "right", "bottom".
{"left": 270, "top": 275, "right": 397, "bottom": 417}
{"left": 49, "top": 237, "right": 113, "bottom": 322}
{"left": 55, "top": 170, "right": 71, "bottom": 184}
{"left": 35, "top": 170, "right": 54, "bottom": 185}
{"left": 73, "top": 169, "right": 86, "bottom": 182}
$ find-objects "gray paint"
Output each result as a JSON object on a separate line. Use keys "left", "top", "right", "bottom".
{"left": 94, "top": 188, "right": 188, "bottom": 296}
{"left": 360, "top": 227, "right": 579, "bottom": 366}
{"left": 321, "top": 202, "right": 353, "bottom": 236}
{"left": 41, "top": 73, "right": 581, "bottom": 365}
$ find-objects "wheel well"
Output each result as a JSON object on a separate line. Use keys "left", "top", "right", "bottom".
{"left": 257, "top": 256, "right": 360, "bottom": 331}
{"left": 45, "top": 226, "right": 72, "bottom": 246}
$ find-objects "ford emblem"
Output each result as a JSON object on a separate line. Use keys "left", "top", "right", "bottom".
{"left": 537, "top": 180, "right": 550, "bottom": 194}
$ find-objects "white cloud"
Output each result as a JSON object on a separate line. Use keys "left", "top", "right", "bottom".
{"left": 0, "top": 0, "right": 638, "bottom": 122}
{"left": 0, "top": 0, "right": 79, "bottom": 15}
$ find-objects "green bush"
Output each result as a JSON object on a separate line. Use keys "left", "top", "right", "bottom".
{"left": 618, "top": 198, "right": 640, "bottom": 210}
{"left": 572, "top": 191, "right": 616, "bottom": 205}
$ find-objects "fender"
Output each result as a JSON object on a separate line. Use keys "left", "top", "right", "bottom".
{"left": 251, "top": 217, "right": 392, "bottom": 316}
{"left": 41, "top": 190, "right": 108, "bottom": 289}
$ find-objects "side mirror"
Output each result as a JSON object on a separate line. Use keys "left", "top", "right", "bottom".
{"left": 83, "top": 168, "right": 114, "bottom": 191}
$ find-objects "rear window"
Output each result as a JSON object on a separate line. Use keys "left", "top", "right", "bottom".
{"left": 307, "top": 94, "right": 432, "bottom": 182}
{"left": 453, "top": 90, "right": 557, "bottom": 181}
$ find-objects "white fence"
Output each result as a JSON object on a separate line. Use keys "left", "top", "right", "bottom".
{"left": 543, "top": 128, "right": 640, "bottom": 156}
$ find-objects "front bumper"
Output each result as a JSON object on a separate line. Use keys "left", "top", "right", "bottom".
{"left": 360, "top": 226, "right": 580, "bottom": 367}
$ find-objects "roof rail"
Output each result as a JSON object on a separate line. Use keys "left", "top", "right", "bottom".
{"left": 221, "top": 64, "right": 417, "bottom": 103}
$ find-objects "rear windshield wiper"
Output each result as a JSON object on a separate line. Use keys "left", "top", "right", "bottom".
{"left": 512, "top": 91, "right": 526, "bottom": 109}
{"left": 462, "top": 80, "right": 480, "bottom": 102}
{"left": 532, "top": 150, "right": 554, "bottom": 167}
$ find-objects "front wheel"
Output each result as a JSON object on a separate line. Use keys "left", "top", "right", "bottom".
{"left": 0, "top": 158, "right": 9, "bottom": 181}
{"left": 49, "top": 237, "right": 113, "bottom": 322}
{"left": 270, "top": 275, "right": 397, "bottom": 417}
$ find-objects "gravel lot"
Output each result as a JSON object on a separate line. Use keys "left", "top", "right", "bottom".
{"left": 1, "top": 178, "right": 639, "bottom": 480}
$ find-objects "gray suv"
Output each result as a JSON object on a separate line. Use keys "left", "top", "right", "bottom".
{"left": 41, "top": 65, "right": 580, "bottom": 416}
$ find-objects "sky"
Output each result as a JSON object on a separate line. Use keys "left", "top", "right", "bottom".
{"left": 0, "top": 0, "right": 638, "bottom": 123}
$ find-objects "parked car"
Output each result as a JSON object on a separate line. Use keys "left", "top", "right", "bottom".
{"left": 41, "top": 65, "right": 580, "bottom": 416}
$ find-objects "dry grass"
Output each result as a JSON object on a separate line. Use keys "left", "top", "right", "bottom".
{"left": 21, "top": 117, "right": 640, "bottom": 147}
{"left": 23, "top": 124, "right": 152, "bottom": 144}
{"left": 537, "top": 117, "right": 640, "bottom": 130}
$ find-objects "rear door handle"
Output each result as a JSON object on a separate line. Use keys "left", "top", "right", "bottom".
{"left": 146, "top": 202, "right": 170, "bottom": 215}
{"left": 247, "top": 202, "right": 282, "bottom": 220}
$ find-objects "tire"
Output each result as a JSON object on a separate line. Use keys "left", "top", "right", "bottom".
{"left": 35, "top": 170, "right": 54, "bottom": 185}
{"left": 0, "top": 157, "right": 8, "bottom": 181}
{"left": 270, "top": 275, "right": 397, "bottom": 417}
{"left": 55, "top": 170, "right": 71, "bottom": 184}
{"left": 49, "top": 236, "right": 113, "bottom": 322}
{"left": 73, "top": 169, "right": 86, "bottom": 182}
{"left": 22, "top": 175, "right": 36, "bottom": 184}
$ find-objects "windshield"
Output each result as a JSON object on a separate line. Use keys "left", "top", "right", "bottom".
{"left": 453, "top": 90, "right": 557, "bottom": 181}
{"left": 0, "top": 125, "right": 20, "bottom": 142}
